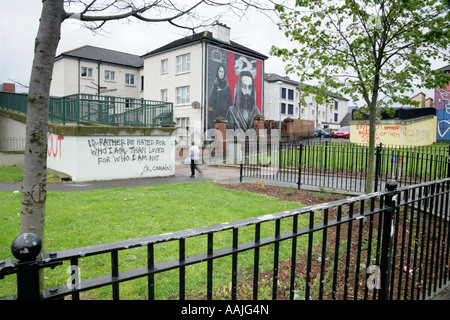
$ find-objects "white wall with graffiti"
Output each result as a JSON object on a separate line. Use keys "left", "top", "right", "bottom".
{"left": 47, "top": 132, "right": 175, "bottom": 182}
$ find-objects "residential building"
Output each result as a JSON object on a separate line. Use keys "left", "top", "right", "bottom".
{"left": 264, "top": 73, "right": 349, "bottom": 130}
{"left": 264, "top": 73, "right": 300, "bottom": 122}
{"left": 142, "top": 24, "right": 267, "bottom": 144}
{"left": 411, "top": 92, "right": 434, "bottom": 108}
{"left": 50, "top": 45, "right": 144, "bottom": 98}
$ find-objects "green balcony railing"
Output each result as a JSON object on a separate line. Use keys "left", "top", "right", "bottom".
{"left": 0, "top": 92, "right": 173, "bottom": 127}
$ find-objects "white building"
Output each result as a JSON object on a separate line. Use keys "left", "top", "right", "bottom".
{"left": 264, "top": 73, "right": 349, "bottom": 130}
{"left": 51, "top": 46, "right": 144, "bottom": 98}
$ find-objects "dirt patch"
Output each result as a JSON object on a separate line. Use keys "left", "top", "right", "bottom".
{"left": 217, "top": 181, "right": 350, "bottom": 206}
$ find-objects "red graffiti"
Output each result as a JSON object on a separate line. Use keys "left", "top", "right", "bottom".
{"left": 47, "top": 133, "right": 64, "bottom": 158}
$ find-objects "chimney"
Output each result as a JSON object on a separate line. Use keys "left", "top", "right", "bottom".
{"left": 212, "top": 22, "right": 230, "bottom": 43}
{"left": 2, "top": 83, "right": 16, "bottom": 93}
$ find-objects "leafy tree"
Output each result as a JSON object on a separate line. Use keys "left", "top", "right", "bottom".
{"left": 271, "top": 0, "right": 450, "bottom": 193}
{"left": 20, "top": 0, "right": 277, "bottom": 252}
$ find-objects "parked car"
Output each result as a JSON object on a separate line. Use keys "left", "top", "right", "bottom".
{"left": 314, "top": 127, "right": 331, "bottom": 138}
{"left": 332, "top": 126, "right": 350, "bottom": 139}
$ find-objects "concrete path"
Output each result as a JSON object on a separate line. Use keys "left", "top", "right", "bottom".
{"left": 0, "top": 162, "right": 243, "bottom": 192}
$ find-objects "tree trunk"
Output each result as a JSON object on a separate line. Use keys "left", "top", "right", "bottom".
{"left": 20, "top": 0, "right": 65, "bottom": 250}
{"left": 364, "top": 102, "right": 377, "bottom": 194}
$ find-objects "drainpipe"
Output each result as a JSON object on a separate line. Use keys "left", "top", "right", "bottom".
{"left": 77, "top": 59, "right": 80, "bottom": 94}
{"left": 98, "top": 61, "right": 101, "bottom": 95}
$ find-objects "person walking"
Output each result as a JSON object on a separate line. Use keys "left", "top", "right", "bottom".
{"left": 189, "top": 141, "right": 202, "bottom": 177}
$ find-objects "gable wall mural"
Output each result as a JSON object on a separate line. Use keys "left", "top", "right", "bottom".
{"left": 206, "top": 45, "right": 263, "bottom": 133}
{"left": 435, "top": 82, "right": 450, "bottom": 141}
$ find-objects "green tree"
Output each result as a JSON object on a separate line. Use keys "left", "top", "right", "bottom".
{"left": 271, "top": 0, "right": 450, "bottom": 193}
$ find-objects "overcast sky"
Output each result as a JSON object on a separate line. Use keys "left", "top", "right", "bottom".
{"left": 0, "top": 1, "right": 446, "bottom": 104}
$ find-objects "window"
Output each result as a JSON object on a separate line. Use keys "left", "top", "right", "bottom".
{"left": 334, "top": 101, "right": 338, "bottom": 110}
{"left": 288, "top": 104, "right": 294, "bottom": 115}
{"left": 176, "top": 53, "right": 190, "bottom": 73}
{"left": 334, "top": 113, "right": 338, "bottom": 122}
{"left": 161, "top": 59, "right": 168, "bottom": 73}
{"left": 176, "top": 117, "right": 190, "bottom": 136}
{"left": 81, "top": 67, "right": 92, "bottom": 78}
{"left": 288, "top": 89, "right": 294, "bottom": 100}
{"left": 281, "top": 88, "right": 286, "bottom": 99}
{"left": 281, "top": 103, "right": 286, "bottom": 114}
{"left": 161, "top": 89, "right": 168, "bottom": 102}
{"left": 141, "top": 76, "right": 144, "bottom": 91}
{"left": 104, "top": 70, "right": 115, "bottom": 81}
{"left": 125, "top": 73, "right": 135, "bottom": 85}
{"left": 176, "top": 86, "right": 190, "bottom": 104}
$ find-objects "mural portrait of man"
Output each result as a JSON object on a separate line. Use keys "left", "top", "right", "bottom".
{"left": 226, "top": 70, "right": 260, "bottom": 131}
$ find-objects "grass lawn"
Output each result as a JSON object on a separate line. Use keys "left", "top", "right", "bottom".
{"left": 0, "top": 165, "right": 63, "bottom": 183}
{"left": 0, "top": 165, "right": 23, "bottom": 182}
{"left": 0, "top": 181, "right": 308, "bottom": 299}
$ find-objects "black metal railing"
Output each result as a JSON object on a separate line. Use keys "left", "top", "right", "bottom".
{"left": 1, "top": 178, "right": 449, "bottom": 300}
{"left": 240, "top": 141, "right": 450, "bottom": 193}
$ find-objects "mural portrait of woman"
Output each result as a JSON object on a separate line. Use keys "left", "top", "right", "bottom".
{"left": 208, "top": 63, "right": 232, "bottom": 128}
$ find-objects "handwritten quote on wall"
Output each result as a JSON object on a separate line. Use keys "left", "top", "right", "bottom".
{"left": 87, "top": 137, "right": 172, "bottom": 174}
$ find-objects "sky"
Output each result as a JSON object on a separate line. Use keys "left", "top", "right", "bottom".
{"left": 0, "top": 1, "right": 446, "bottom": 104}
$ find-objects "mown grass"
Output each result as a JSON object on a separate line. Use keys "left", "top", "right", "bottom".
{"left": 0, "top": 181, "right": 309, "bottom": 299}
{"left": 0, "top": 165, "right": 23, "bottom": 182}
{"left": 0, "top": 165, "right": 64, "bottom": 183}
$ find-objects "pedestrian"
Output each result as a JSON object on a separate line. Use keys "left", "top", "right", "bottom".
{"left": 189, "top": 141, "right": 202, "bottom": 177}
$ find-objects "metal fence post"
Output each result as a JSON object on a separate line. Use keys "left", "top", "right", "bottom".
{"left": 11, "top": 233, "right": 43, "bottom": 300}
{"left": 379, "top": 180, "right": 398, "bottom": 300}
{"left": 374, "top": 144, "right": 382, "bottom": 192}
{"left": 297, "top": 144, "right": 303, "bottom": 190}
{"left": 447, "top": 145, "right": 450, "bottom": 178}
{"left": 240, "top": 162, "right": 243, "bottom": 183}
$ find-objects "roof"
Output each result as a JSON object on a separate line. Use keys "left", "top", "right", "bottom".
{"left": 56, "top": 45, "right": 143, "bottom": 68}
{"left": 141, "top": 31, "right": 268, "bottom": 60}
{"left": 265, "top": 72, "right": 349, "bottom": 101}
{"left": 264, "top": 73, "right": 307, "bottom": 87}
{"left": 438, "top": 64, "right": 450, "bottom": 72}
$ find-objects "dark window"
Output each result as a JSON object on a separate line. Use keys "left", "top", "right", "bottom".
{"left": 288, "top": 89, "right": 294, "bottom": 100}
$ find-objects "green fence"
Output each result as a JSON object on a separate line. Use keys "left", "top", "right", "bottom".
{"left": 0, "top": 92, "right": 173, "bottom": 127}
